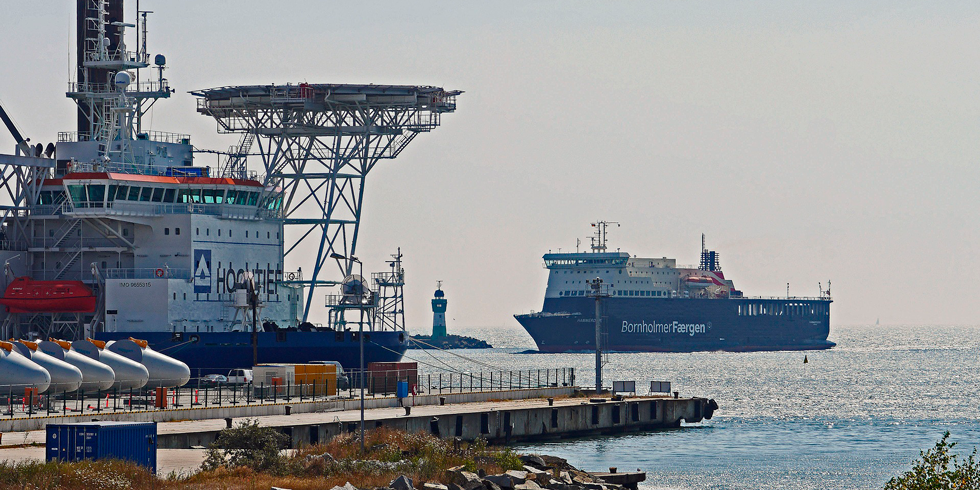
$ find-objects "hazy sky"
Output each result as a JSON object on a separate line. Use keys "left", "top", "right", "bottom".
{"left": 1, "top": 1, "right": 979, "bottom": 334}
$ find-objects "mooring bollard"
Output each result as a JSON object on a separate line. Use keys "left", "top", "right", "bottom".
{"left": 225, "top": 417, "right": 233, "bottom": 428}
{"left": 673, "top": 391, "right": 679, "bottom": 399}
{"left": 439, "top": 396, "right": 446, "bottom": 406}
{"left": 548, "top": 397, "right": 554, "bottom": 406}
{"left": 404, "top": 406, "right": 411, "bottom": 416}
{"left": 285, "top": 405, "right": 292, "bottom": 415}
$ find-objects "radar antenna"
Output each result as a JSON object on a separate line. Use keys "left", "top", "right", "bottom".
{"left": 590, "top": 221, "right": 620, "bottom": 253}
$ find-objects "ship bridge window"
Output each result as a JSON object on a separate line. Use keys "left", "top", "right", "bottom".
{"left": 107, "top": 185, "right": 117, "bottom": 202}
{"left": 247, "top": 192, "right": 259, "bottom": 206}
{"left": 179, "top": 188, "right": 203, "bottom": 203}
{"left": 67, "top": 185, "right": 85, "bottom": 205}
{"left": 226, "top": 190, "right": 239, "bottom": 204}
{"left": 139, "top": 187, "right": 153, "bottom": 202}
{"left": 164, "top": 188, "right": 176, "bottom": 202}
{"left": 151, "top": 188, "right": 165, "bottom": 202}
{"left": 87, "top": 185, "right": 105, "bottom": 206}
{"left": 127, "top": 186, "right": 141, "bottom": 201}
{"left": 115, "top": 185, "right": 129, "bottom": 201}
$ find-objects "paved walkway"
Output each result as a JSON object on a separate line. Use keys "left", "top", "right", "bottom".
{"left": 0, "top": 446, "right": 208, "bottom": 476}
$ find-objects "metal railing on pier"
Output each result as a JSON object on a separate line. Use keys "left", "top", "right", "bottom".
{"left": 0, "top": 367, "right": 574, "bottom": 420}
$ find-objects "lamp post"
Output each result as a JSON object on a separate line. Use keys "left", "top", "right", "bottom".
{"left": 331, "top": 252, "right": 366, "bottom": 452}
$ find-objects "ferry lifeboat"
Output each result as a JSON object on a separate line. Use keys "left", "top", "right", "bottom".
{"left": 683, "top": 276, "right": 714, "bottom": 288}
{"left": 0, "top": 277, "right": 97, "bottom": 313}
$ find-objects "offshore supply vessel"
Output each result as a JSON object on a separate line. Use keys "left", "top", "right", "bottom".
{"left": 0, "top": 1, "right": 459, "bottom": 374}
{"left": 515, "top": 223, "right": 834, "bottom": 352}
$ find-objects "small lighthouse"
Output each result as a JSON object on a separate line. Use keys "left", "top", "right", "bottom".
{"left": 431, "top": 281, "right": 447, "bottom": 338}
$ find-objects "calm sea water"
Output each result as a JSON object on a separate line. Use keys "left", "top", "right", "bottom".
{"left": 408, "top": 324, "right": 980, "bottom": 490}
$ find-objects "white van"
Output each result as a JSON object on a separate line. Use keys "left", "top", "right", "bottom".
{"left": 226, "top": 368, "right": 253, "bottom": 385}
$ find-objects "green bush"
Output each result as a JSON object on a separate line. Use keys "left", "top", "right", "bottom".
{"left": 201, "top": 418, "right": 290, "bottom": 473}
{"left": 885, "top": 432, "right": 980, "bottom": 490}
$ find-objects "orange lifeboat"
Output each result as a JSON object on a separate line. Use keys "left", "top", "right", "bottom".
{"left": 0, "top": 277, "right": 96, "bottom": 313}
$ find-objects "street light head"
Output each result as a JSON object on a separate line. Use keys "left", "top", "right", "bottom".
{"left": 330, "top": 253, "right": 347, "bottom": 260}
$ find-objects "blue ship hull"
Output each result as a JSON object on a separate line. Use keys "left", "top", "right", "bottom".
{"left": 94, "top": 330, "right": 409, "bottom": 376}
{"left": 516, "top": 297, "right": 834, "bottom": 353}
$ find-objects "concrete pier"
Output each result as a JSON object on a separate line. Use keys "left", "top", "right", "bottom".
{"left": 0, "top": 386, "right": 574, "bottom": 433}
{"left": 0, "top": 391, "right": 716, "bottom": 449}
{"left": 154, "top": 394, "right": 713, "bottom": 448}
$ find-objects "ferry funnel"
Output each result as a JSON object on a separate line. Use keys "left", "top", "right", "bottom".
{"left": 72, "top": 339, "right": 149, "bottom": 390}
{"left": 107, "top": 338, "right": 190, "bottom": 388}
{"left": 38, "top": 340, "right": 115, "bottom": 391}
{"left": 0, "top": 341, "right": 50, "bottom": 392}
{"left": 12, "top": 341, "right": 83, "bottom": 393}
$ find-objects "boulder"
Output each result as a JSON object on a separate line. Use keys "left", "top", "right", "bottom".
{"left": 514, "top": 481, "right": 542, "bottom": 490}
{"left": 424, "top": 484, "right": 449, "bottom": 490}
{"left": 483, "top": 479, "right": 503, "bottom": 490}
{"left": 520, "top": 455, "right": 548, "bottom": 469}
{"left": 327, "top": 484, "right": 357, "bottom": 490}
{"left": 505, "top": 470, "right": 528, "bottom": 484}
{"left": 391, "top": 475, "right": 415, "bottom": 490}
{"left": 447, "top": 469, "right": 481, "bottom": 487}
{"left": 484, "top": 475, "right": 513, "bottom": 490}
{"left": 523, "top": 466, "right": 550, "bottom": 479}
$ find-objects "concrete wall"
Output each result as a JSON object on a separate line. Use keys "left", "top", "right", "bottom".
{"left": 0, "top": 386, "right": 575, "bottom": 433}
{"left": 158, "top": 396, "right": 709, "bottom": 449}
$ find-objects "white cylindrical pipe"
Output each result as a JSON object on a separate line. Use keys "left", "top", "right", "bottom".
{"left": 107, "top": 339, "right": 191, "bottom": 388}
{"left": 0, "top": 342, "right": 51, "bottom": 393}
{"left": 71, "top": 340, "right": 149, "bottom": 390}
{"left": 38, "top": 340, "right": 115, "bottom": 392}
{"left": 12, "top": 341, "right": 82, "bottom": 393}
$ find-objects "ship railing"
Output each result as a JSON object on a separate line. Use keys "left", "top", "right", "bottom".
{"left": 325, "top": 294, "right": 379, "bottom": 308}
{"left": 0, "top": 368, "right": 577, "bottom": 419}
{"left": 30, "top": 236, "right": 133, "bottom": 250}
{"left": 103, "top": 268, "right": 191, "bottom": 280}
{"left": 58, "top": 130, "right": 190, "bottom": 145}
{"left": 734, "top": 296, "right": 830, "bottom": 301}
{"left": 64, "top": 200, "right": 274, "bottom": 220}
{"left": 68, "top": 79, "right": 172, "bottom": 96}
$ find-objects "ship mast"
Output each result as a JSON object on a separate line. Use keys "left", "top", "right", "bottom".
{"left": 69, "top": 0, "right": 171, "bottom": 166}
{"left": 590, "top": 220, "right": 619, "bottom": 253}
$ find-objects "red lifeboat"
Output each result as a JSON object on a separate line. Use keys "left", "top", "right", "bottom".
{"left": 0, "top": 277, "right": 96, "bottom": 313}
{"left": 684, "top": 276, "right": 715, "bottom": 288}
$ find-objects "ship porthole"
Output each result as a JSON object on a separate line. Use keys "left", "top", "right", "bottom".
{"left": 189, "top": 334, "right": 200, "bottom": 343}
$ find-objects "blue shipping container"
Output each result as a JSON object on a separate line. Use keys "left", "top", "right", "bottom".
{"left": 46, "top": 422, "right": 157, "bottom": 473}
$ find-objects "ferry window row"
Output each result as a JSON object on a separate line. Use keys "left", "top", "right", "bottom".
{"left": 65, "top": 184, "right": 281, "bottom": 209}
{"left": 194, "top": 228, "right": 279, "bottom": 240}
{"left": 560, "top": 289, "right": 666, "bottom": 297}
{"left": 615, "top": 290, "right": 666, "bottom": 297}
{"left": 736, "top": 302, "right": 829, "bottom": 316}
{"left": 545, "top": 257, "right": 628, "bottom": 267}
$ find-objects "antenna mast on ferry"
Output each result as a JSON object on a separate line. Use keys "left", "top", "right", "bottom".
{"left": 590, "top": 221, "right": 619, "bottom": 253}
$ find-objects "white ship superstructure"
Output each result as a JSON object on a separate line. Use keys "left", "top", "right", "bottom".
{"left": 0, "top": 0, "right": 459, "bottom": 373}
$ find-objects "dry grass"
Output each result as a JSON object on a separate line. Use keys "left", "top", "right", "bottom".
{"left": 0, "top": 459, "right": 166, "bottom": 490}
{"left": 0, "top": 428, "right": 524, "bottom": 490}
